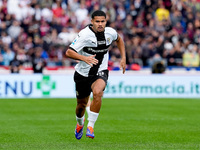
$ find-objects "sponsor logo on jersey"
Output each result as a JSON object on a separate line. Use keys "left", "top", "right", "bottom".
{"left": 97, "top": 41, "right": 106, "bottom": 45}
{"left": 87, "top": 48, "right": 108, "bottom": 53}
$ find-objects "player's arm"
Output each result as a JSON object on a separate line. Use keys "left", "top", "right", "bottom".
{"left": 115, "top": 34, "right": 126, "bottom": 74}
{"left": 66, "top": 49, "right": 98, "bottom": 67}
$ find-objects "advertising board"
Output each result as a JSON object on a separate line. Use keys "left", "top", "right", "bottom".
{"left": 0, "top": 74, "right": 200, "bottom": 98}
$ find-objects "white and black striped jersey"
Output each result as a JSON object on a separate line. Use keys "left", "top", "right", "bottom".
{"left": 69, "top": 24, "right": 118, "bottom": 77}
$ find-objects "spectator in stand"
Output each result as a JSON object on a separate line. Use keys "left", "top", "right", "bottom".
{"left": 74, "top": 2, "right": 89, "bottom": 26}
{"left": 173, "top": 41, "right": 184, "bottom": 66}
{"left": 155, "top": 1, "right": 170, "bottom": 22}
{"left": 186, "top": 22, "right": 195, "bottom": 41}
{"left": 7, "top": 20, "right": 21, "bottom": 39}
{"left": 58, "top": 27, "right": 71, "bottom": 45}
{"left": 0, "top": 0, "right": 8, "bottom": 18}
{"left": 15, "top": 48, "right": 27, "bottom": 66}
{"left": 32, "top": 47, "right": 46, "bottom": 73}
{"left": 41, "top": 4, "right": 53, "bottom": 22}
{"left": 9, "top": 54, "right": 22, "bottom": 73}
{"left": 52, "top": 0, "right": 65, "bottom": 19}
{"left": 68, "top": 0, "right": 80, "bottom": 13}
{"left": 24, "top": 36, "right": 34, "bottom": 52}
{"left": 194, "top": 29, "right": 200, "bottom": 45}
{"left": 2, "top": 44, "right": 14, "bottom": 66}
{"left": 170, "top": 8, "right": 183, "bottom": 27}
{"left": 39, "top": 20, "right": 50, "bottom": 37}
{"left": 1, "top": 31, "right": 11, "bottom": 45}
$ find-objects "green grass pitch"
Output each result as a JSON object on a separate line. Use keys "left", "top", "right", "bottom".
{"left": 0, "top": 98, "right": 200, "bottom": 150}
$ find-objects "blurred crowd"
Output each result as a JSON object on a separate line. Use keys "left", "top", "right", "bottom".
{"left": 0, "top": 0, "right": 200, "bottom": 73}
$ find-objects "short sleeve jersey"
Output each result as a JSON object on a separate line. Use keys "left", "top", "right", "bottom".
{"left": 69, "top": 25, "right": 118, "bottom": 77}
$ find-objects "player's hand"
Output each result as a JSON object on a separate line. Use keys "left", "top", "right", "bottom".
{"left": 85, "top": 54, "right": 98, "bottom": 67}
{"left": 120, "top": 58, "right": 126, "bottom": 74}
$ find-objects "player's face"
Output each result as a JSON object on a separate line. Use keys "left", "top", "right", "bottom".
{"left": 91, "top": 16, "right": 107, "bottom": 33}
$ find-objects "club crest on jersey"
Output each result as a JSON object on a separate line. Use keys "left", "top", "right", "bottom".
{"left": 107, "top": 38, "right": 111, "bottom": 45}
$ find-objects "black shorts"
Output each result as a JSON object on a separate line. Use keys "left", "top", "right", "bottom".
{"left": 74, "top": 70, "right": 109, "bottom": 99}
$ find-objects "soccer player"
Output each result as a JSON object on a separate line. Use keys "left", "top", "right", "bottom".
{"left": 66, "top": 10, "right": 126, "bottom": 139}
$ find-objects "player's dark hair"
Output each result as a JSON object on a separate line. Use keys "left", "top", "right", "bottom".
{"left": 91, "top": 10, "right": 106, "bottom": 19}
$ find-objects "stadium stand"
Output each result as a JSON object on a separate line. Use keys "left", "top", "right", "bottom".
{"left": 0, "top": 0, "right": 200, "bottom": 73}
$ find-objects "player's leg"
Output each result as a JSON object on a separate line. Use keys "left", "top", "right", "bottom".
{"left": 86, "top": 96, "right": 91, "bottom": 117}
{"left": 90, "top": 79, "right": 105, "bottom": 112}
{"left": 74, "top": 71, "right": 91, "bottom": 140}
{"left": 86, "top": 79, "right": 106, "bottom": 139}
{"left": 76, "top": 96, "right": 89, "bottom": 120}
{"left": 75, "top": 96, "right": 89, "bottom": 140}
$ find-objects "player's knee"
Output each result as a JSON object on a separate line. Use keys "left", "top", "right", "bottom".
{"left": 93, "top": 89, "right": 103, "bottom": 98}
{"left": 77, "top": 102, "right": 87, "bottom": 108}
{"left": 77, "top": 97, "right": 88, "bottom": 107}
